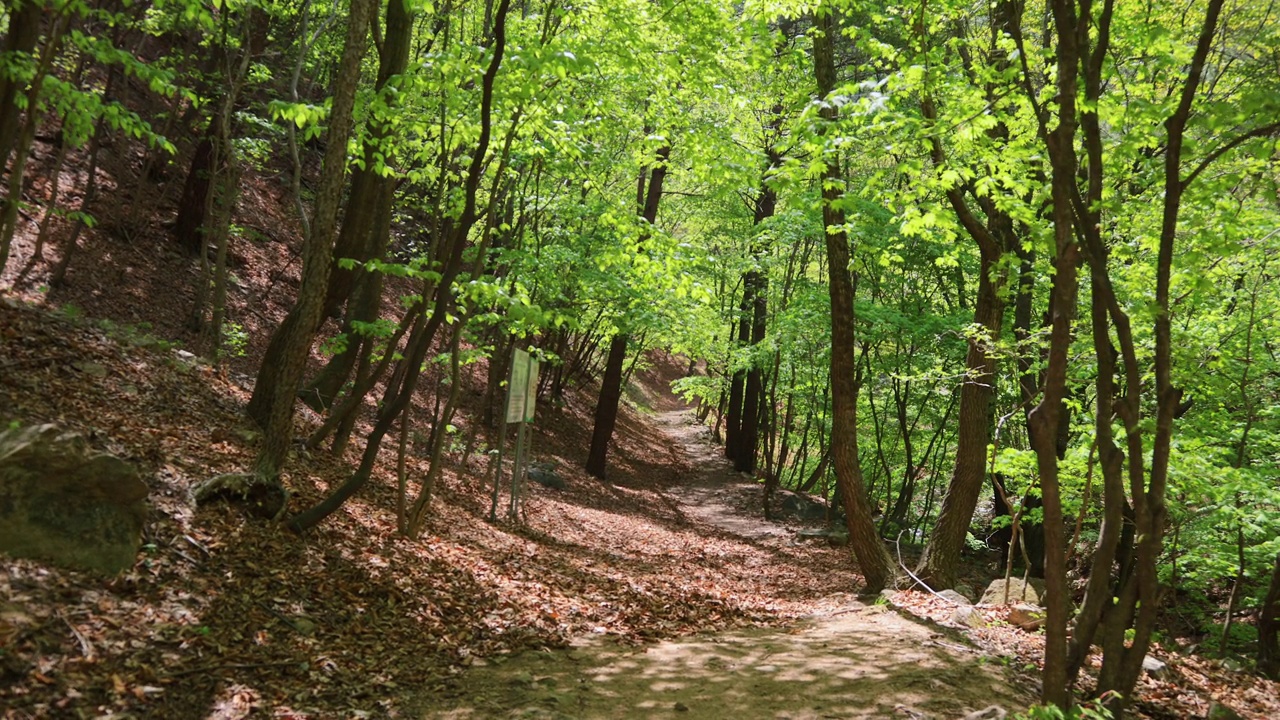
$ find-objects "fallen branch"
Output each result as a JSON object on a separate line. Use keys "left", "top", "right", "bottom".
{"left": 894, "top": 531, "right": 965, "bottom": 606}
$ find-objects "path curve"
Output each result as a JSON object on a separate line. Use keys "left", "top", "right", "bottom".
{"left": 413, "top": 407, "right": 1035, "bottom": 719}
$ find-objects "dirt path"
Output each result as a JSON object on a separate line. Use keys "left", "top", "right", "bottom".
{"left": 412, "top": 410, "right": 1034, "bottom": 719}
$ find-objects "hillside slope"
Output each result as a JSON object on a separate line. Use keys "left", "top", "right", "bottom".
{"left": 0, "top": 296, "right": 859, "bottom": 717}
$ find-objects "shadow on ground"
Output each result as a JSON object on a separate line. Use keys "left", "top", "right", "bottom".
{"left": 413, "top": 602, "right": 1030, "bottom": 719}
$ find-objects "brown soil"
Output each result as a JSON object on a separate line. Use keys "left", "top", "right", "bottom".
{"left": 410, "top": 407, "right": 1035, "bottom": 720}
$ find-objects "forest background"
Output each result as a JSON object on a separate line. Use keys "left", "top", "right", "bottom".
{"left": 2, "top": 0, "right": 1280, "bottom": 717}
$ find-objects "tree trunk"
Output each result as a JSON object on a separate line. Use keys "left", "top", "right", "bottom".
{"left": 0, "top": 0, "right": 42, "bottom": 174}
{"left": 172, "top": 119, "right": 220, "bottom": 256}
{"left": 0, "top": 8, "right": 69, "bottom": 273}
{"left": 287, "top": 0, "right": 515, "bottom": 530}
{"left": 813, "top": 8, "right": 894, "bottom": 594}
{"left": 584, "top": 144, "right": 669, "bottom": 479}
{"left": 736, "top": 157, "right": 777, "bottom": 473}
{"left": 585, "top": 333, "right": 627, "bottom": 479}
{"left": 1259, "top": 552, "right": 1280, "bottom": 680}
{"left": 247, "top": 0, "right": 375, "bottom": 479}
{"left": 916, "top": 251, "right": 1004, "bottom": 588}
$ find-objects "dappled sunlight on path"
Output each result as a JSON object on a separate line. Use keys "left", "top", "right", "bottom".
{"left": 413, "top": 404, "right": 1035, "bottom": 719}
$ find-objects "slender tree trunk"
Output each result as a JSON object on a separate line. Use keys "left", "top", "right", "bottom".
{"left": 0, "top": 0, "right": 43, "bottom": 174}
{"left": 585, "top": 144, "right": 669, "bottom": 479}
{"left": 1259, "top": 552, "right": 1280, "bottom": 679}
{"left": 724, "top": 304, "right": 746, "bottom": 460}
{"left": 912, "top": 0, "right": 1021, "bottom": 590}
{"left": 288, "top": 0, "right": 515, "bottom": 530}
{"left": 247, "top": 0, "right": 375, "bottom": 479}
{"left": 585, "top": 333, "right": 628, "bottom": 478}
{"left": 172, "top": 119, "right": 221, "bottom": 255}
{"left": 916, "top": 251, "right": 1004, "bottom": 588}
{"left": 0, "top": 9, "right": 69, "bottom": 273}
{"left": 814, "top": 8, "right": 894, "bottom": 593}
{"left": 737, "top": 149, "right": 778, "bottom": 473}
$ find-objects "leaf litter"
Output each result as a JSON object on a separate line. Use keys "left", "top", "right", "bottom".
{"left": 1, "top": 299, "right": 1277, "bottom": 718}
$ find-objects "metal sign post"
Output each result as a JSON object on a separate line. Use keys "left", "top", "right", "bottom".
{"left": 489, "top": 347, "right": 539, "bottom": 521}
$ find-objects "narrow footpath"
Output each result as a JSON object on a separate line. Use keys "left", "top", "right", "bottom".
{"left": 412, "top": 408, "right": 1036, "bottom": 719}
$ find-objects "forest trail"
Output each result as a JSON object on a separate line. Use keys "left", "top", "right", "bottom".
{"left": 411, "top": 406, "right": 1035, "bottom": 719}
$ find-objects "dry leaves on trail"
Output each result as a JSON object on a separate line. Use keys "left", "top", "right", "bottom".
{"left": 0, "top": 300, "right": 851, "bottom": 718}
{"left": 883, "top": 589, "right": 1280, "bottom": 719}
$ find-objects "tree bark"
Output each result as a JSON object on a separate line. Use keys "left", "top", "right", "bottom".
{"left": 813, "top": 8, "right": 895, "bottom": 594}
{"left": 736, "top": 145, "right": 778, "bottom": 474}
{"left": 287, "top": 0, "right": 515, "bottom": 531}
{"left": 584, "top": 144, "right": 670, "bottom": 479}
{"left": 247, "top": 0, "right": 375, "bottom": 479}
{"left": 912, "top": 0, "right": 1021, "bottom": 591}
{"left": 0, "top": 0, "right": 43, "bottom": 174}
{"left": 1259, "top": 552, "right": 1280, "bottom": 679}
{"left": 585, "top": 333, "right": 628, "bottom": 478}
{"left": 915, "top": 250, "right": 1003, "bottom": 588}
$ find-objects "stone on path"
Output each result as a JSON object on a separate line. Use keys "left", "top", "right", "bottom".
{"left": 1007, "top": 604, "right": 1045, "bottom": 631}
{"left": 1141, "top": 655, "right": 1168, "bottom": 679}
{"left": 979, "top": 578, "right": 1040, "bottom": 606}
{"left": 0, "top": 424, "right": 148, "bottom": 573}
{"left": 951, "top": 605, "right": 986, "bottom": 628}
{"left": 937, "top": 589, "right": 972, "bottom": 606}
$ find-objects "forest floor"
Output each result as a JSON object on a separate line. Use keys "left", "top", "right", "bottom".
{"left": 4, "top": 293, "right": 1280, "bottom": 719}
{"left": 408, "top": 409, "right": 1034, "bottom": 719}
{"left": 0, "top": 294, "right": 1017, "bottom": 719}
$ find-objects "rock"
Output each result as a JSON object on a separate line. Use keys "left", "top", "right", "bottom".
{"left": 1207, "top": 702, "right": 1244, "bottom": 720}
{"left": 954, "top": 584, "right": 976, "bottom": 602}
{"left": 937, "top": 589, "right": 972, "bottom": 606}
{"left": 175, "top": 349, "right": 196, "bottom": 361}
{"left": 779, "top": 491, "right": 831, "bottom": 522}
{"left": 795, "top": 527, "right": 849, "bottom": 546}
{"left": 1141, "top": 655, "right": 1168, "bottom": 679}
{"left": 528, "top": 465, "right": 566, "bottom": 490}
{"left": 951, "top": 605, "right": 986, "bottom": 628}
{"left": 979, "top": 578, "right": 1040, "bottom": 606}
{"left": 963, "top": 708, "right": 1007, "bottom": 720}
{"left": 674, "top": 702, "right": 689, "bottom": 712}
{"left": 0, "top": 424, "right": 147, "bottom": 573}
{"left": 1007, "top": 604, "right": 1045, "bottom": 631}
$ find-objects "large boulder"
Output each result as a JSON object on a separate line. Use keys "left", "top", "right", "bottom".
{"left": 979, "top": 577, "right": 1040, "bottom": 606}
{"left": 0, "top": 425, "right": 147, "bottom": 573}
{"left": 528, "top": 462, "right": 566, "bottom": 490}
{"left": 779, "top": 491, "right": 843, "bottom": 524}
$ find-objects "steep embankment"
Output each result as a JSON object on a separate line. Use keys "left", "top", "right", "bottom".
{"left": 0, "top": 299, "right": 872, "bottom": 718}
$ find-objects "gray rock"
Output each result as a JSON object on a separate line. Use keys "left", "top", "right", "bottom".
{"left": 1141, "top": 655, "right": 1168, "bottom": 679}
{"left": 937, "top": 589, "right": 972, "bottom": 606}
{"left": 528, "top": 466, "right": 566, "bottom": 490}
{"left": 950, "top": 605, "right": 986, "bottom": 628}
{"left": 954, "top": 584, "right": 976, "bottom": 602}
{"left": 795, "top": 527, "right": 849, "bottom": 546}
{"left": 773, "top": 486, "right": 844, "bottom": 520}
{"left": 1008, "top": 604, "right": 1045, "bottom": 631}
{"left": 963, "top": 708, "right": 1007, "bottom": 720}
{"left": 0, "top": 425, "right": 147, "bottom": 573}
{"left": 979, "top": 578, "right": 1040, "bottom": 606}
